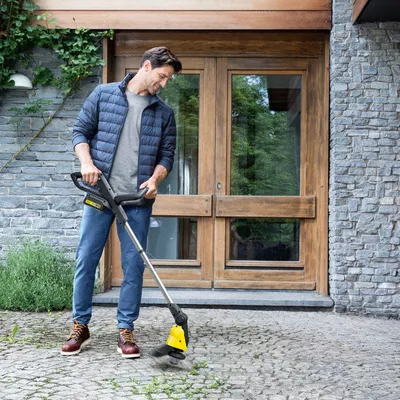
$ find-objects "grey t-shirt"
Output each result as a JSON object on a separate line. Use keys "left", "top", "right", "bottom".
{"left": 109, "top": 90, "right": 150, "bottom": 194}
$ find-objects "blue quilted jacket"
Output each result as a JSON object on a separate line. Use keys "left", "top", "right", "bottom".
{"left": 72, "top": 73, "right": 176, "bottom": 190}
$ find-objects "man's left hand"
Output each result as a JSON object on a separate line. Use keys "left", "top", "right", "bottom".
{"left": 140, "top": 178, "right": 157, "bottom": 199}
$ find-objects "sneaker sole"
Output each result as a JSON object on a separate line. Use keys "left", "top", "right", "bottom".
{"left": 60, "top": 338, "right": 91, "bottom": 356}
{"left": 117, "top": 347, "right": 141, "bottom": 359}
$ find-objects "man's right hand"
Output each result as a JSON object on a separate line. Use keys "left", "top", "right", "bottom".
{"left": 81, "top": 162, "right": 101, "bottom": 186}
{"left": 74, "top": 143, "right": 101, "bottom": 186}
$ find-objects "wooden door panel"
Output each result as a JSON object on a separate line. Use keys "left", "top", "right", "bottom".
{"left": 213, "top": 54, "right": 328, "bottom": 293}
{"left": 153, "top": 195, "right": 212, "bottom": 216}
{"left": 110, "top": 56, "right": 215, "bottom": 288}
{"left": 215, "top": 195, "right": 315, "bottom": 218}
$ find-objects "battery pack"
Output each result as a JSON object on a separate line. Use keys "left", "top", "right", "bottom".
{"left": 83, "top": 194, "right": 106, "bottom": 211}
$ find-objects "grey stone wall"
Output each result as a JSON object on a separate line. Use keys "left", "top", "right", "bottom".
{"left": 329, "top": 0, "right": 400, "bottom": 317}
{"left": 0, "top": 48, "right": 102, "bottom": 261}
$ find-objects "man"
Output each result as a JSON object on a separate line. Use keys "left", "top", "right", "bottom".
{"left": 61, "top": 47, "right": 182, "bottom": 358}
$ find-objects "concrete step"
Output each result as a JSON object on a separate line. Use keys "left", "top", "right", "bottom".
{"left": 93, "top": 287, "right": 333, "bottom": 309}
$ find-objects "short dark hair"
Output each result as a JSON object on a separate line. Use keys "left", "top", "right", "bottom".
{"left": 141, "top": 47, "right": 182, "bottom": 73}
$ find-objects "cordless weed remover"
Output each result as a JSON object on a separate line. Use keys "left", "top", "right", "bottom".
{"left": 71, "top": 172, "right": 189, "bottom": 361}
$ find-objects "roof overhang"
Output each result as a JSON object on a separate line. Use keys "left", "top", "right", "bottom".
{"left": 353, "top": 0, "right": 400, "bottom": 23}
{"left": 33, "top": 0, "right": 332, "bottom": 30}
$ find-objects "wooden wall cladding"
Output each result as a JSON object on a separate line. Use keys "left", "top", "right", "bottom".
{"left": 34, "top": 0, "right": 331, "bottom": 30}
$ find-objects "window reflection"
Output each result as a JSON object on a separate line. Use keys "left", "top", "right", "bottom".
{"left": 230, "top": 218, "right": 300, "bottom": 261}
{"left": 158, "top": 74, "right": 199, "bottom": 195}
{"left": 147, "top": 74, "right": 200, "bottom": 260}
{"left": 231, "top": 75, "right": 301, "bottom": 196}
{"left": 230, "top": 75, "right": 301, "bottom": 261}
{"left": 147, "top": 217, "right": 197, "bottom": 260}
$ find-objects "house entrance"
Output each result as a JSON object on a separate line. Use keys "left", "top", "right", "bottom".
{"left": 107, "top": 32, "right": 329, "bottom": 294}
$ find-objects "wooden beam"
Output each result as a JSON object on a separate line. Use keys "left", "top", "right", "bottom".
{"left": 115, "top": 32, "right": 326, "bottom": 58}
{"left": 227, "top": 58, "right": 308, "bottom": 70}
{"left": 152, "top": 195, "right": 212, "bottom": 217}
{"left": 142, "top": 279, "right": 212, "bottom": 288}
{"left": 145, "top": 260, "right": 201, "bottom": 267}
{"left": 226, "top": 260, "right": 305, "bottom": 269}
{"left": 318, "top": 37, "right": 330, "bottom": 296}
{"left": 34, "top": 11, "right": 331, "bottom": 30}
{"left": 116, "top": 30, "right": 329, "bottom": 44}
{"left": 101, "top": 37, "right": 114, "bottom": 84}
{"left": 214, "top": 280, "right": 316, "bottom": 290}
{"left": 215, "top": 195, "right": 316, "bottom": 218}
{"left": 352, "top": 0, "right": 370, "bottom": 23}
{"left": 36, "top": 0, "right": 331, "bottom": 11}
{"left": 98, "top": 37, "right": 114, "bottom": 293}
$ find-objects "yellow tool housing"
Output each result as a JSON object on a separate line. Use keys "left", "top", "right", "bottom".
{"left": 166, "top": 324, "right": 187, "bottom": 352}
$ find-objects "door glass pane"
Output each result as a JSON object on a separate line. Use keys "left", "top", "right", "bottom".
{"left": 147, "top": 217, "right": 197, "bottom": 260}
{"left": 230, "top": 218, "right": 300, "bottom": 261}
{"left": 147, "top": 74, "right": 200, "bottom": 260}
{"left": 230, "top": 74, "right": 301, "bottom": 261}
{"left": 157, "top": 74, "right": 199, "bottom": 195}
{"left": 230, "top": 74, "right": 301, "bottom": 196}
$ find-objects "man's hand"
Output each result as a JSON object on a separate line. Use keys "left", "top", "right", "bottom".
{"left": 74, "top": 143, "right": 101, "bottom": 186}
{"left": 140, "top": 178, "right": 158, "bottom": 199}
{"left": 139, "top": 165, "right": 168, "bottom": 199}
{"left": 81, "top": 162, "right": 102, "bottom": 186}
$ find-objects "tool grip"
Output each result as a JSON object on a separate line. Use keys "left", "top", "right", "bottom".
{"left": 71, "top": 172, "right": 102, "bottom": 197}
{"left": 71, "top": 172, "right": 149, "bottom": 206}
{"left": 114, "top": 188, "right": 148, "bottom": 206}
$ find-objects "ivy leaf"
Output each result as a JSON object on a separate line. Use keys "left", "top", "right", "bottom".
{"left": 32, "top": 66, "right": 55, "bottom": 86}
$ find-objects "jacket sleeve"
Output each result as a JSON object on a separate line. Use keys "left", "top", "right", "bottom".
{"left": 71, "top": 85, "right": 101, "bottom": 150}
{"left": 156, "top": 110, "right": 176, "bottom": 173}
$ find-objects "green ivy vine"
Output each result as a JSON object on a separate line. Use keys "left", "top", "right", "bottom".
{"left": 0, "top": 0, "right": 113, "bottom": 171}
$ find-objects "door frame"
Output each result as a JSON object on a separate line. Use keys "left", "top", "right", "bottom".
{"left": 100, "top": 31, "right": 329, "bottom": 295}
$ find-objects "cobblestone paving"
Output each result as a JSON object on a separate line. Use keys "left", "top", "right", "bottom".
{"left": 0, "top": 307, "right": 399, "bottom": 399}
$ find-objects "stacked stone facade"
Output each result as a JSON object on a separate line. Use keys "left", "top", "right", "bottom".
{"left": 0, "top": 49, "right": 101, "bottom": 260}
{"left": 329, "top": 0, "right": 400, "bottom": 317}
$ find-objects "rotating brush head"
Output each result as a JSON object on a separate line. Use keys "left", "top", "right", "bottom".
{"left": 150, "top": 324, "right": 188, "bottom": 360}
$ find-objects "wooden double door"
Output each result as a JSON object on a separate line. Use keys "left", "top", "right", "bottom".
{"left": 107, "top": 32, "right": 329, "bottom": 294}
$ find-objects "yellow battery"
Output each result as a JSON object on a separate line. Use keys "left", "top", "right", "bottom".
{"left": 84, "top": 197, "right": 104, "bottom": 211}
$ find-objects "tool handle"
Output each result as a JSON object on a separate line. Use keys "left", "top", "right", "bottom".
{"left": 71, "top": 172, "right": 102, "bottom": 197}
{"left": 114, "top": 188, "right": 148, "bottom": 206}
{"left": 71, "top": 172, "right": 149, "bottom": 207}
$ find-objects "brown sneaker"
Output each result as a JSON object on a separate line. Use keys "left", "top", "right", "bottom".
{"left": 117, "top": 329, "right": 140, "bottom": 359}
{"left": 60, "top": 319, "right": 91, "bottom": 356}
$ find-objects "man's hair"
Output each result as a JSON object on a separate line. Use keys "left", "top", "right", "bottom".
{"left": 141, "top": 47, "right": 182, "bottom": 73}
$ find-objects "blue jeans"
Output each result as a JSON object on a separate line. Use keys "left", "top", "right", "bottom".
{"left": 73, "top": 204, "right": 152, "bottom": 330}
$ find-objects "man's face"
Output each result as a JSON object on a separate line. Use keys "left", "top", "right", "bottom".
{"left": 143, "top": 61, "right": 174, "bottom": 94}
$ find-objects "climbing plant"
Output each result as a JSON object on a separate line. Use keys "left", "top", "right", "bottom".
{"left": 0, "top": 0, "right": 113, "bottom": 170}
